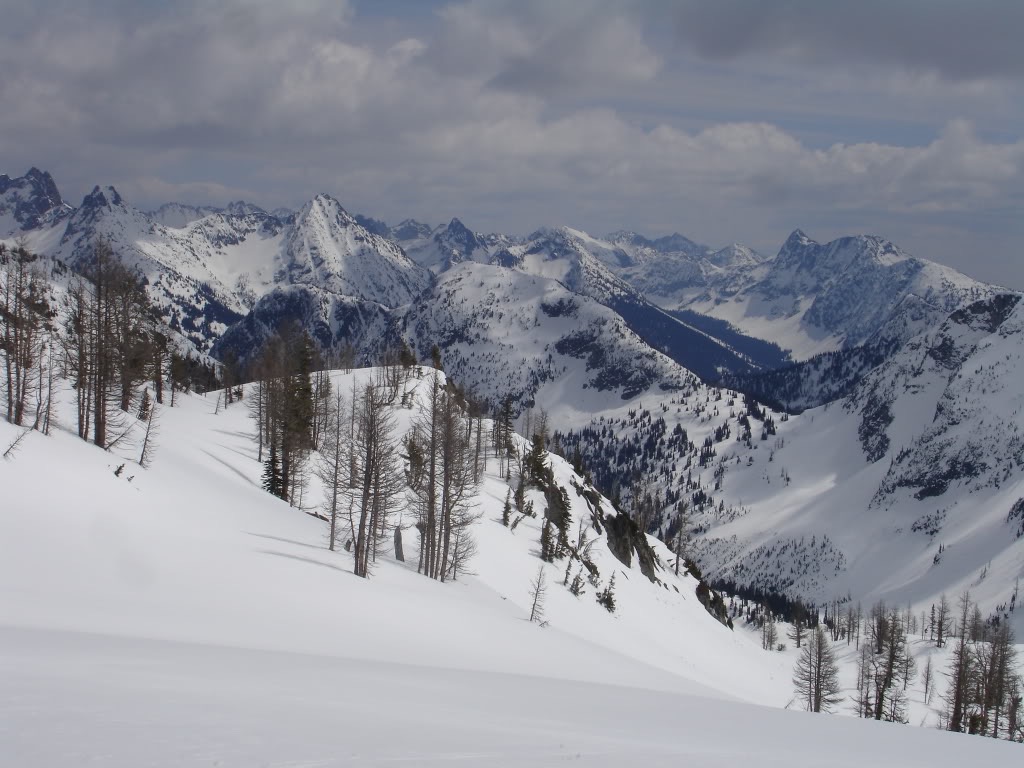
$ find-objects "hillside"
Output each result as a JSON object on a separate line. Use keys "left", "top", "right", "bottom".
{"left": 4, "top": 372, "right": 1021, "bottom": 764}
{"left": 4, "top": 164, "right": 1023, "bottom": 667}
{"left": 561, "top": 294, "right": 1024, "bottom": 635}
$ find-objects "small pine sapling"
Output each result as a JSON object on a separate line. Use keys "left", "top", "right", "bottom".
{"left": 136, "top": 388, "right": 152, "bottom": 421}
{"left": 596, "top": 573, "right": 617, "bottom": 613}
{"left": 502, "top": 488, "right": 512, "bottom": 527}
{"left": 569, "top": 567, "right": 586, "bottom": 597}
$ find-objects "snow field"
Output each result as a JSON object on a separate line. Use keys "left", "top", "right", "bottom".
{"left": 1, "top": 369, "right": 1020, "bottom": 765}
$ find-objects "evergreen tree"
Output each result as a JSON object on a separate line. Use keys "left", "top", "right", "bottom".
{"left": 502, "top": 488, "right": 512, "bottom": 527}
{"left": 525, "top": 432, "right": 547, "bottom": 485}
{"left": 596, "top": 573, "right": 616, "bottom": 613}
{"left": 262, "top": 440, "right": 282, "bottom": 498}
{"left": 540, "top": 518, "right": 554, "bottom": 562}
{"left": 136, "top": 388, "right": 152, "bottom": 421}
{"left": 569, "top": 567, "right": 586, "bottom": 597}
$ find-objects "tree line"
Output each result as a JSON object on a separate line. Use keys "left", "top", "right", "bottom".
{"left": 734, "top": 587, "right": 1023, "bottom": 740}
{"left": 244, "top": 337, "right": 487, "bottom": 581}
{"left": 2, "top": 240, "right": 218, "bottom": 458}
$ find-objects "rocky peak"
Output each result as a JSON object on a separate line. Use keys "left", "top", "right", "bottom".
{"left": 224, "top": 201, "right": 267, "bottom": 218}
{"left": 390, "top": 219, "right": 433, "bottom": 242}
{"left": 81, "top": 185, "right": 124, "bottom": 210}
{"left": 0, "top": 167, "right": 69, "bottom": 233}
{"left": 438, "top": 217, "right": 480, "bottom": 254}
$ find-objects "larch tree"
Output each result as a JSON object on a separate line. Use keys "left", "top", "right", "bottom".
{"left": 61, "top": 240, "right": 157, "bottom": 448}
{"left": 0, "top": 242, "right": 51, "bottom": 428}
{"left": 409, "top": 372, "right": 479, "bottom": 582}
{"left": 349, "top": 381, "right": 404, "bottom": 578}
{"left": 870, "top": 605, "right": 914, "bottom": 723}
{"left": 945, "top": 592, "right": 974, "bottom": 732}
{"left": 788, "top": 601, "right": 808, "bottom": 650}
{"left": 315, "top": 387, "right": 348, "bottom": 551}
{"left": 250, "top": 327, "right": 316, "bottom": 504}
{"left": 792, "top": 624, "right": 842, "bottom": 713}
{"left": 528, "top": 565, "right": 547, "bottom": 624}
{"left": 935, "top": 593, "right": 951, "bottom": 648}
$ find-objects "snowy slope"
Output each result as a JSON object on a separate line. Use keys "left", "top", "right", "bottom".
{"left": 398, "top": 262, "right": 699, "bottom": 416}
{"left": 0, "top": 370, "right": 767, "bottom": 695}
{"left": 563, "top": 294, "right": 1024, "bottom": 633}
{"left": 2, "top": 374, "right": 1020, "bottom": 764}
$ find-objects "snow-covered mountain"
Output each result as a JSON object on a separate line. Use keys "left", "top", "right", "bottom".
{"left": 397, "top": 262, "right": 698, "bottom": 413}
{"left": 671, "top": 230, "right": 999, "bottom": 360}
{"left": 600, "top": 230, "right": 768, "bottom": 302}
{"left": 400, "top": 217, "right": 510, "bottom": 272}
{"left": 148, "top": 200, "right": 270, "bottom": 228}
{"left": 402, "top": 221, "right": 782, "bottom": 379}
{"left": 494, "top": 226, "right": 785, "bottom": 378}
{"left": 0, "top": 167, "right": 73, "bottom": 236}
{"left": 561, "top": 291, "right": 1024, "bottom": 632}
{"left": 1, "top": 170, "right": 430, "bottom": 353}
{"left": 281, "top": 195, "right": 429, "bottom": 307}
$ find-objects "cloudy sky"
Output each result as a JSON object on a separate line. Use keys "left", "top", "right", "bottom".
{"left": 2, "top": 0, "right": 1022, "bottom": 286}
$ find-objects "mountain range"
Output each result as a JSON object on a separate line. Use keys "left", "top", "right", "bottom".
{"left": 3, "top": 165, "right": 1022, "bottom": 632}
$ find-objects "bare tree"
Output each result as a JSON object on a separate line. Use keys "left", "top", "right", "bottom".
{"left": 315, "top": 387, "right": 348, "bottom": 551}
{"left": 65, "top": 240, "right": 154, "bottom": 448}
{"left": 870, "top": 605, "right": 914, "bottom": 722}
{"left": 1, "top": 243, "right": 51, "bottom": 427}
{"left": 945, "top": 591, "right": 974, "bottom": 732}
{"left": 935, "top": 593, "right": 951, "bottom": 648}
{"left": 349, "top": 382, "right": 404, "bottom": 578}
{"left": 409, "top": 372, "right": 479, "bottom": 582}
{"left": 761, "top": 609, "right": 779, "bottom": 650}
{"left": 792, "top": 625, "right": 843, "bottom": 713}
{"left": 138, "top": 402, "right": 160, "bottom": 469}
{"left": 923, "top": 654, "right": 934, "bottom": 706}
{"left": 788, "top": 601, "right": 808, "bottom": 650}
{"left": 671, "top": 501, "right": 691, "bottom": 576}
{"left": 529, "top": 565, "right": 547, "bottom": 624}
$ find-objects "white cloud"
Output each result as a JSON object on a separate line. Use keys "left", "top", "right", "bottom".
{"left": 0, "top": 0, "right": 1021, "bottom": 286}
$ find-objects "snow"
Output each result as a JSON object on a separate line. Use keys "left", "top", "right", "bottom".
{"left": 3, "top": 372, "right": 1019, "bottom": 764}
{"left": 6, "top": 626, "right": 1019, "bottom": 768}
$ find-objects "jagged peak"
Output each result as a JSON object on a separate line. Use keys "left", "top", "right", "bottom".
{"left": 390, "top": 218, "right": 433, "bottom": 241}
{"left": 0, "top": 167, "right": 63, "bottom": 206}
{"left": 780, "top": 228, "right": 814, "bottom": 252}
{"left": 224, "top": 200, "right": 267, "bottom": 217}
{"left": 442, "top": 217, "right": 476, "bottom": 239}
{"left": 24, "top": 166, "right": 53, "bottom": 182}
{"left": 81, "top": 185, "right": 124, "bottom": 209}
